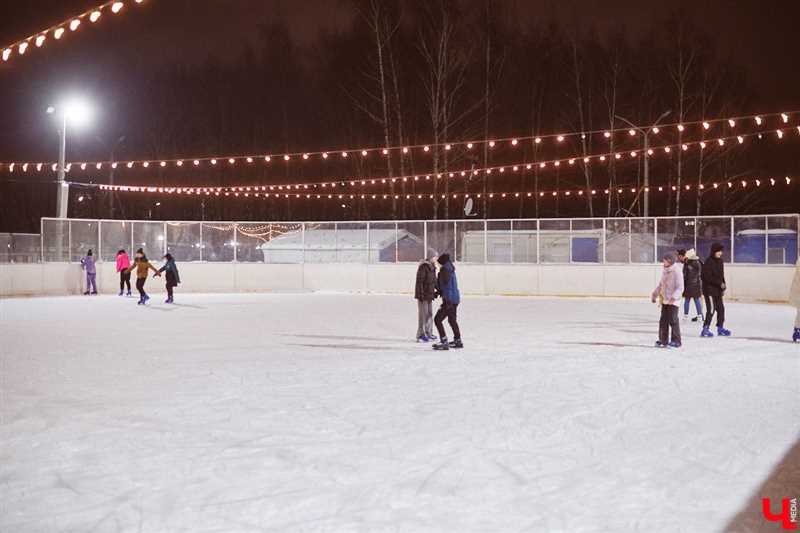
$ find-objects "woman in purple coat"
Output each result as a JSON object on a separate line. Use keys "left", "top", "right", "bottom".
{"left": 80, "top": 249, "right": 97, "bottom": 295}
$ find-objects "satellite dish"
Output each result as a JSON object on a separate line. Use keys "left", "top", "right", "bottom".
{"left": 464, "top": 197, "right": 477, "bottom": 217}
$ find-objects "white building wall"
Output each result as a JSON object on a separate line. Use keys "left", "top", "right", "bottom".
{"left": 0, "top": 262, "right": 795, "bottom": 303}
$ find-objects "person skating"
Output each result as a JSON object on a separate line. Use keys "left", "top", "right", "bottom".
{"left": 678, "top": 248, "right": 703, "bottom": 322}
{"left": 414, "top": 255, "right": 437, "bottom": 342}
{"left": 651, "top": 252, "right": 684, "bottom": 348}
{"left": 155, "top": 253, "right": 181, "bottom": 304}
{"left": 116, "top": 249, "right": 132, "bottom": 296}
{"left": 790, "top": 258, "right": 800, "bottom": 343}
{"left": 701, "top": 242, "right": 731, "bottom": 337}
{"left": 80, "top": 249, "right": 98, "bottom": 295}
{"left": 126, "top": 248, "right": 158, "bottom": 305}
{"left": 432, "top": 253, "right": 462, "bottom": 350}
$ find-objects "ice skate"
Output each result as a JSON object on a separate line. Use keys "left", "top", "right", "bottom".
{"left": 126, "top": 290, "right": 132, "bottom": 297}
{"left": 793, "top": 328, "right": 800, "bottom": 343}
{"left": 432, "top": 338, "right": 450, "bottom": 350}
{"left": 417, "top": 335, "right": 430, "bottom": 343}
{"left": 701, "top": 327, "right": 714, "bottom": 338}
{"left": 655, "top": 340, "right": 667, "bottom": 348}
{"left": 448, "top": 339, "right": 463, "bottom": 349}
{"left": 691, "top": 314, "right": 703, "bottom": 322}
{"left": 716, "top": 327, "right": 731, "bottom": 337}
{"left": 668, "top": 341, "right": 682, "bottom": 348}
{"left": 83, "top": 291, "right": 90, "bottom": 295}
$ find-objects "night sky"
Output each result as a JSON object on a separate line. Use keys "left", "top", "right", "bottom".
{"left": 1, "top": 0, "right": 799, "bottom": 230}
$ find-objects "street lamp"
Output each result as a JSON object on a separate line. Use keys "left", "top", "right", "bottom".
{"left": 47, "top": 97, "right": 94, "bottom": 218}
{"left": 615, "top": 110, "right": 671, "bottom": 217}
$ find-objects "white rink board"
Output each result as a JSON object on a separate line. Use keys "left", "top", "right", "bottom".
{"left": 1, "top": 293, "right": 798, "bottom": 532}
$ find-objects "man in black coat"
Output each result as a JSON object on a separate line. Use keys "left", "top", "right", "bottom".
{"left": 701, "top": 242, "right": 731, "bottom": 337}
{"left": 678, "top": 248, "right": 704, "bottom": 321}
{"left": 414, "top": 256, "right": 437, "bottom": 341}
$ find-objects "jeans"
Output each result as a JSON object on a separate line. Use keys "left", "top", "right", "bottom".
{"left": 683, "top": 296, "right": 702, "bottom": 316}
{"left": 434, "top": 302, "right": 461, "bottom": 341}
{"left": 416, "top": 300, "right": 433, "bottom": 338}
{"left": 703, "top": 293, "right": 725, "bottom": 328}
{"left": 659, "top": 304, "right": 681, "bottom": 345}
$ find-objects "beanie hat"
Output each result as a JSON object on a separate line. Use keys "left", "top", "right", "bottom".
{"left": 662, "top": 252, "right": 677, "bottom": 265}
{"left": 438, "top": 253, "right": 451, "bottom": 265}
{"left": 710, "top": 242, "right": 724, "bottom": 254}
{"left": 676, "top": 249, "right": 687, "bottom": 256}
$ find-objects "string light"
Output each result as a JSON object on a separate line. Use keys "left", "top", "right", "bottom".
{"left": 1, "top": 1, "right": 148, "bottom": 65}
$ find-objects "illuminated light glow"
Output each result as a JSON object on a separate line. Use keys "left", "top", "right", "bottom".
{"left": 90, "top": 10, "right": 102, "bottom": 22}
{"left": 35, "top": 35, "right": 46, "bottom": 47}
{"left": 193, "top": 160, "right": 200, "bottom": 166}
{"left": 619, "top": 188, "right": 624, "bottom": 193}
{"left": 527, "top": 192, "right": 532, "bottom": 197}
{"left": 728, "top": 119, "right": 735, "bottom": 127}
{"left": 488, "top": 141, "right": 496, "bottom": 148}
{"left": 652, "top": 127, "right": 660, "bottom": 134}
{"left": 682, "top": 144, "right": 689, "bottom": 151}
{"left": 2, "top": 49, "right": 11, "bottom": 61}
{"left": 513, "top": 166, "right": 518, "bottom": 171}
{"left": 664, "top": 147, "right": 671, "bottom": 153}
{"left": 702, "top": 121, "right": 710, "bottom": 130}
{"left": 728, "top": 182, "right": 733, "bottom": 188}
{"left": 713, "top": 183, "right": 719, "bottom": 188}
{"left": 677, "top": 124, "right": 685, "bottom": 131}
{"left": 628, "top": 129, "right": 636, "bottom": 136}
{"left": 302, "top": 154, "right": 309, "bottom": 160}
{"left": 737, "top": 136, "right": 744, "bottom": 144}
{"left": 112, "top": 2, "right": 124, "bottom": 14}
{"left": 535, "top": 137, "right": 542, "bottom": 144}
{"left": 526, "top": 164, "right": 532, "bottom": 169}
{"left": 700, "top": 142, "right": 707, "bottom": 149}
{"left": 402, "top": 147, "right": 409, "bottom": 154}
{"left": 615, "top": 153, "right": 622, "bottom": 159}
{"left": 486, "top": 169, "right": 492, "bottom": 174}
{"left": 80, "top": 163, "right": 87, "bottom": 170}
{"left": 70, "top": 19, "right": 81, "bottom": 31}
{"left": 699, "top": 184, "right": 705, "bottom": 189}
{"left": 755, "top": 116, "right": 763, "bottom": 125}
{"left": 341, "top": 151, "right": 349, "bottom": 158}
{"left": 176, "top": 160, "right": 184, "bottom": 166}
{"left": 361, "top": 150, "right": 368, "bottom": 156}
{"left": 320, "top": 152, "right": 328, "bottom": 159}
{"left": 630, "top": 151, "right": 637, "bottom": 157}
{"left": 540, "top": 192, "right": 545, "bottom": 197}
{"left": 382, "top": 149, "right": 389, "bottom": 155}
{"left": 671, "top": 186, "right": 677, "bottom": 191}
{"left": 781, "top": 113, "right": 789, "bottom": 123}
{"left": 54, "top": 28, "right": 65, "bottom": 39}
{"left": 755, "top": 179, "right": 761, "bottom": 186}
{"left": 264, "top": 155, "right": 272, "bottom": 162}
{"left": 647, "top": 149, "right": 654, "bottom": 155}
{"left": 717, "top": 139, "right": 725, "bottom": 146}
{"left": 284, "top": 155, "right": 290, "bottom": 161}
{"left": 553, "top": 162, "right": 559, "bottom": 167}
{"left": 583, "top": 157, "right": 589, "bottom": 163}
{"left": 599, "top": 155, "right": 606, "bottom": 161}
{"left": 591, "top": 190, "right": 596, "bottom": 195}
{"left": 770, "top": 178, "right": 775, "bottom": 186}
{"left": 741, "top": 181, "right": 747, "bottom": 188}
{"left": 160, "top": 161, "right": 166, "bottom": 167}
{"left": 658, "top": 186, "right": 663, "bottom": 191}
{"left": 126, "top": 162, "right": 134, "bottom": 168}
{"left": 423, "top": 145, "right": 430, "bottom": 152}
{"left": 603, "top": 131, "right": 611, "bottom": 138}
{"left": 36, "top": 163, "right": 43, "bottom": 171}
{"left": 111, "top": 162, "right": 118, "bottom": 169}
{"left": 511, "top": 139, "right": 518, "bottom": 146}
{"left": 539, "top": 163, "right": 546, "bottom": 168}
{"left": 246, "top": 157, "right": 253, "bottom": 163}
{"left": 644, "top": 187, "right": 650, "bottom": 192}
{"left": 18, "top": 42, "right": 28, "bottom": 55}
{"left": 777, "top": 130, "right": 784, "bottom": 139}
{"left": 466, "top": 143, "right": 473, "bottom": 149}
{"left": 564, "top": 191, "right": 570, "bottom": 196}
{"left": 557, "top": 135, "right": 564, "bottom": 142}
{"left": 552, "top": 192, "right": 557, "bottom": 196}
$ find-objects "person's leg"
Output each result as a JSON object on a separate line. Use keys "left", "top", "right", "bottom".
{"left": 125, "top": 273, "right": 131, "bottom": 293}
{"left": 703, "top": 293, "right": 715, "bottom": 328}
{"left": 670, "top": 305, "right": 681, "bottom": 345}
{"left": 424, "top": 300, "right": 434, "bottom": 337}
{"left": 119, "top": 272, "right": 125, "bottom": 293}
{"left": 683, "top": 297, "right": 690, "bottom": 316}
{"left": 166, "top": 283, "right": 174, "bottom": 301}
{"left": 136, "top": 278, "right": 146, "bottom": 300}
{"left": 446, "top": 303, "right": 461, "bottom": 340}
{"left": 434, "top": 304, "right": 448, "bottom": 340}
{"left": 90, "top": 273, "right": 97, "bottom": 293}
{"left": 715, "top": 294, "right": 725, "bottom": 328}
{"left": 416, "top": 300, "right": 426, "bottom": 338}
{"left": 659, "top": 305, "right": 669, "bottom": 344}
{"left": 693, "top": 297, "right": 703, "bottom": 316}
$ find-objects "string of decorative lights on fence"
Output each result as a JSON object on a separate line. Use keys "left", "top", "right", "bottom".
{"left": 69, "top": 130, "right": 798, "bottom": 195}
{"left": 1, "top": 1, "right": 147, "bottom": 64}
{"left": 0, "top": 111, "right": 796, "bottom": 171}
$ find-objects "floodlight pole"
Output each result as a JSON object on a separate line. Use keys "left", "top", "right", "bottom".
{"left": 56, "top": 112, "right": 69, "bottom": 219}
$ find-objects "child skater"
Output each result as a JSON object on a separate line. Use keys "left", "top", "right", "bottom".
{"left": 116, "top": 249, "right": 132, "bottom": 296}
{"left": 432, "top": 253, "right": 463, "bottom": 350}
{"left": 701, "top": 242, "right": 731, "bottom": 337}
{"left": 790, "top": 258, "right": 800, "bottom": 343}
{"left": 155, "top": 253, "right": 181, "bottom": 304}
{"left": 80, "top": 249, "right": 97, "bottom": 295}
{"left": 679, "top": 248, "right": 703, "bottom": 322}
{"left": 127, "top": 248, "right": 158, "bottom": 305}
{"left": 651, "top": 252, "right": 684, "bottom": 348}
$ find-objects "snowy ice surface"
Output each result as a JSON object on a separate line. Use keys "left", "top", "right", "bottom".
{"left": 1, "top": 292, "right": 798, "bottom": 533}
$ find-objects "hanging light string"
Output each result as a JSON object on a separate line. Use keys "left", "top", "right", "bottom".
{"left": 74, "top": 176, "right": 795, "bottom": 201}
{"left": 1, "top": 110, "right": 796, "bottom": 171}
{"left": 1, "top": 1, "right": 146, "bottom": 64}
{"left": 74, "top": 128, "right": 797, "bottom": 195}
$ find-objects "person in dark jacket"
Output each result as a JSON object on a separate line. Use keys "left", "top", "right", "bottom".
{"left": 414, "top": 256, "right": 437, "bottom": 342}
{"left": 701, "top": 242, "right": 731, "bottom": 337}
{"left": 678, "top": 248, "right": 703, "bottom": 322}
{"left": 155, "top": 253, "right": 181, "bottom": 304}
{"left": 432, "top": 253, "right": 462, "bottom": 350}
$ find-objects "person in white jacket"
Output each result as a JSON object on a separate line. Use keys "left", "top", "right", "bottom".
{"left": 651, "top": 252, "right": 685, "bottom": 348}
{"left": 790, "top": 258, "right": 800, "bottom": 343}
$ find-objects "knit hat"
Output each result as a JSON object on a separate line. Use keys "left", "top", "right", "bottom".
{"left": 676, "top": 249, "right": 687, "bottom": 256}
{"left": 662, "top": 252, "right": 677, "bottom": 265}
{"left": 685, "top": 248, "right": 699, "bottom": 260}
{"left": 710, "top": 242, "right": 724, "bottom": 254}
{"left": 438, "top": 253, "right": 451, "bottom": 265}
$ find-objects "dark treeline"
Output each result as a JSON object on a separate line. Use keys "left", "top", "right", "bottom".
{"left": 1, "top": 0, "right": 798, "bottom": 232}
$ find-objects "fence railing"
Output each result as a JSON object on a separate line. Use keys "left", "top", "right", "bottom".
{"left": 0, "top": 233, "right": 41, "bottom": 263}
{"left": 38, "top": 215, "right": 800, "bottom": 265}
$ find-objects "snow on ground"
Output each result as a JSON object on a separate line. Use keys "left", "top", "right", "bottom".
{"left": 1, "top": 292, "right": 798, "bottom": 532}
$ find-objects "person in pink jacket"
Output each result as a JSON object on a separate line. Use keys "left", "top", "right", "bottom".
{"left": 116, "top": 249, "right": 132, "bottom": 297}
{"left": 651, "top": 252, "right": 684, "bottom": 348}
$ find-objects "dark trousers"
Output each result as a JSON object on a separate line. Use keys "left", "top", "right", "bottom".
{"left": 120, "top": 271, "right": 131, "bottom": 292}
{"left": 434, "top": 302, "right": 461, "bottom": 341}
{"left": 703, "top": 293, "right": 725, "bottom": 328}
{"left": 166, "top": 282, "right": 176, "bottom": 299}
{"left": 135, "top": 277, "right": 147, "bottom": 300}
{"left": 659, "top": 304, "right": 681, "bottom": 345}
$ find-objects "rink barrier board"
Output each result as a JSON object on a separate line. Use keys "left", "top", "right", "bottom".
{"left": 0, "top": 262, "right": 794, "bottom": 303}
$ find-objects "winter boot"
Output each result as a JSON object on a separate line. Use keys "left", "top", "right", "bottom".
{"left": 137, "top": 298, "right": 144, "bottom": 305}
{"left": 432, "top": 338, "right": 450, "bottom": 350}
{"left": 448, "top": 339, "right": 464, "bottom": 349}
{"left": 655, "top": 340, "right": 667, "bottom": 348}
{"left": 701, "top": 327, "right": 714, "bottom": 338}
{"left": 417, "top": 335, "right": 430, "bottom": 343}
{"left": 118, "top": 290, "right": 124, "bottom": 296}
{"left": 165, "top": 297, "right": 173, "bottom": 304}
{"left": 691, "top": 314, "right": 703, "bottom": 322}
{"left": 793, "top": 328, "right": 800, "bottom": 343}
{"left": 668, "top": 341, "right": 682, "bottom": 348}
{"left": 716, "top": 327, "right": 731, "bottom": 337}
{"left": 142, "top": 294, "right": 150, "bottom": 305}
{"left": 126, "top": 290, "right": 132, "bottom": 297}
{"left": 83, "top": 291, "right": 90, "bottom": 295}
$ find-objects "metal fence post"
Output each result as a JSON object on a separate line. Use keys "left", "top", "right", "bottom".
{"left": 653, "top": 218, "right": 658, "bottom": 264}
{"left": 67, "top": 220, "right": 72, "bottom": 263}
{"left": 233, "top": 223, "right": 238, "bottom": 262}
{"left": 764, "top": 216, "right": 769, "bottom": 264}
{"left": 366, "top": 221, "right": 371, "bottom": 264}
{"left": 628, "top": 219, "right": 632, "bottom": 264}
{"left": 40, "top": 220, "right": 44, "bottom": 263}
{"left": 423, "top": 221, "right": 428, "bottom": 259}
{"left": 483, "top": 220, "right": 488, "bottom": 264}
{"left": 301, "top": 223, "right": 306, "bottom": 264}
{"left": 98, "top": 221, "right": 102, "bottom": 262}
{"left": 730, "top": 216, "right": 735, "bottom": 263}
{"left": 536, "top": 219, "right": 540, "bottom": 264}
{"left": 199, "top": 223, "right": 203, "bottom": 262}
{"left": 394, "top": 222, "right": 398, "bottom": 263}
{"left": 163, "top": 221, "right": 168, "bottom": 256}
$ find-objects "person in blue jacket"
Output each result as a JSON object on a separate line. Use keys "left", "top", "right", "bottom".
{"left": 432, "top": 253, "right": 462, "bottom": 350}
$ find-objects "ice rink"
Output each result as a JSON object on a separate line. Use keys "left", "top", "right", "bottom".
{"left": 1, "top": 292, "right": 798, "bottom": 532}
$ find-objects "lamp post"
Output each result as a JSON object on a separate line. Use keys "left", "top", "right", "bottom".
{"left": 615, "top": 110, "right": 671, "bottom": 217}
{"left": 47, "top": 98, "right": 94, "bottom": 219}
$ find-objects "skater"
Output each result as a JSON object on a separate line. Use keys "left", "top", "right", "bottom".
{"left": 701, "top": 242, "right": 731, "bottom": 337}
{"left": 155, "top": 253, "right": 180, "bottom": 304}
{"left": 790, "top": 258, "right": 800, "bottom": 343}
{"left": 432, "top": 253, "right": 462, "bottom": 350}
{"left": 116, "top": 249, "right": 132, "bottom": 296}
{"left": 651, "top": 252, "right": 684, "bottom": 348}
{"left": 415, "top": 255, "right": 437, "bottom": 342}
{"left": 679, "top": 248, "right": 703, "bottom": 322}
{"left": 126, "top": 248, "right": 158, "bottom": 305}
{"left": 80, "top": 249, "right": 97, "bottom": 295}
